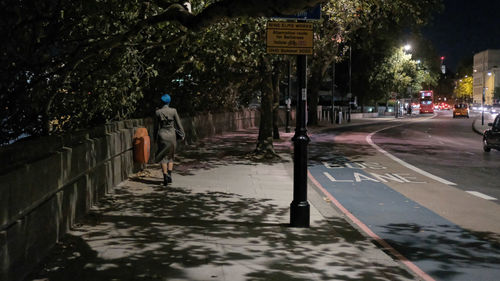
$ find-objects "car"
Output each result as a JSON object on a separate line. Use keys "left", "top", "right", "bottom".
{"left": 483, "top": 114, "right": 500, "bottom": 152}
{"left": 453, "top": 103, "right": 469, "bottom": 118}
{"left": 490, "top": 104, "right": 500, "bottom": 114}
{"left": 470, "top": 103, "right": 481, "bottom": 111}
{"left": 440, "top": 102, "right": 450, "bottom": 110}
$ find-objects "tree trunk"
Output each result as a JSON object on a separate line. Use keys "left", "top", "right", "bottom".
{"left": 308, "top": 75, "right": 321, "bottom": 126}
{"left": 307, "top": 41, "right": 339, "bottom": 126}
{"left": 255, "top": 58, "right": 277, "bottom": 158}
{"left": 308, "top": 61, "right": 330, "bottom": 126}
{"left": 272, "top": 61, "right": 281, "bottom": 140}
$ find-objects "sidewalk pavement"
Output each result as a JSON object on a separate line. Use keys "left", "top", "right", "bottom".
{"left": 26, "top": 118, "right": 421, "bottom": 281}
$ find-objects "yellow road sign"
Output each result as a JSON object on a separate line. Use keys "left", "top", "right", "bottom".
{"left": 266, "top": 22, "right": 313, "bottom": 55}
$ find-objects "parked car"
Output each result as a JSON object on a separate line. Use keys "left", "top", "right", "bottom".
{"left": 483, "top": 114, "right": 500, "bottom": 152}
{"left": 453, "top": 103, "right": 469, "bottom": 118}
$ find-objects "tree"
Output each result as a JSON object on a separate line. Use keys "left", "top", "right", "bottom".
{"left": 454, "top": 76, "right": 473, "bottom": 101}
{"left": 141, "top": 16, "right": 284, "bottom": 157}
{"left": 306, "top": 0, "right": 442, "bottom": 125}
{"left": 0, "top": 0, "right": 324, "bottom": 144}
{"left": 369, "top": 47, "right": 437, "bottom": 102}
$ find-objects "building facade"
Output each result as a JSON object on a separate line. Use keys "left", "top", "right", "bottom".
{"left": 473, "top": 49, "right": 500, "bottom": 105}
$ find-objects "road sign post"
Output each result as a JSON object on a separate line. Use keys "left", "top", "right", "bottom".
{"left": 267, "top": 6, "right": 319, "bottom": 228}
{"left": 290, "top": 54, "right": 310, "bottom": 227}
{"left": 266, "top": 22, "right": 312, "bottom": 227}
{"left": 286, "top": 60, "right": 292, "bottom": 133}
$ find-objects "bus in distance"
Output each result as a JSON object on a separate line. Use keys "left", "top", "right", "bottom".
{"left": 419, "top": 90, "right": 434, "bottom": 114}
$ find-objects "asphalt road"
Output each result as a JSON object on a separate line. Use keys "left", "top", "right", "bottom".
{"left": 307, "top": 114, "right": 500, "bottom": 281}
{"left": 372, "top": 110, "right": 500, "bottom": 203}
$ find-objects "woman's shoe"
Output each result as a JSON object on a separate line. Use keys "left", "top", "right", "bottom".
{"left": 167, "top": 172, "right": 172, "bottom": 184}
{"left": 163, "top": 174, "right": 169, "bottom": 186}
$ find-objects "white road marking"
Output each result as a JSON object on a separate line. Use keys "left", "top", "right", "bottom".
{"left": 366, "top": 120, "right": 457, "bottom": 186}
{"left": 466, "top": 191, "right": 498, "bottom": 200}
{"left": 323, "top": 172, "right": 353, "bottom": 182}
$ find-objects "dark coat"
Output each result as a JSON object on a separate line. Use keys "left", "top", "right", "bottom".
{"left": 154, "top": 105, "right": 184, "bottom": 162}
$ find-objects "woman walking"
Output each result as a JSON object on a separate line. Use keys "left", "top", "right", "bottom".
{"left": 154, "top": 94, "right": 185, "bottom": 186}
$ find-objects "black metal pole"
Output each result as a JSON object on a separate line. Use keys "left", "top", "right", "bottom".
{"left": 290, "top": 55, "right": 310, "bottom": 228}
{"left": 395, "top": 100, "right": 398, "bottom": 118}
{"left": 348, "top": 46, "right": 352, "bottom": 123}
{"left": 286, "top": 60, "right": 291, "bottom": 133}
{"left": 482, "top": 86, "right": 485, "bottom": 125}
{"left": 331, "top": 62, "right": 335, "bottom": 124}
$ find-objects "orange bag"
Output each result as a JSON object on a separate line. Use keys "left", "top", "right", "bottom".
{"left": 133, "top": 128, "right": 150, "bottom": 164}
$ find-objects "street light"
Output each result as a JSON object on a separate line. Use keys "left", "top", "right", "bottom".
{"left": 404, "top": 44, "right": 411, "bottom": 52}
{"left": 482, "top": 72, "right": 492, "bottom": 125}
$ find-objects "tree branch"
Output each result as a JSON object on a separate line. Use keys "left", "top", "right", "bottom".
{"left": 148, "top": 0, "right": 326, "bottom": 31}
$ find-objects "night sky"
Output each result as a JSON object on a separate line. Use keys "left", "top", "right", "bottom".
{"left": 422, "top": 0, "right": 500, "bottom": 71}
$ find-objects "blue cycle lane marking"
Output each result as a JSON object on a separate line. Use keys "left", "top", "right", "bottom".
{"left": 308, "top": 157, "right": 500, "bottom": 281}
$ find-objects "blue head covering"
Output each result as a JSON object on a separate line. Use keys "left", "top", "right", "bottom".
{"left": 161, "top": 94, "right": 171, "bottom": 104}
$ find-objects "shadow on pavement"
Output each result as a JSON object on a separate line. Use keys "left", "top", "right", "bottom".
{"left": 174, "top": 129, "right": 293, "bottom": 176}
{"left": 25, "top": 182, "right": 415, "bottom": 281}
{"left": 380, "top": 223, "right": 500, "bottom": 280}
{"left": 25, "top": 125, "right": 415, "bottom": 281}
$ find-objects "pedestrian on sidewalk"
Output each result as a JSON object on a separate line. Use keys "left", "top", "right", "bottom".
{"left": 154, "top": 93, "right": 185, "bottom": 186}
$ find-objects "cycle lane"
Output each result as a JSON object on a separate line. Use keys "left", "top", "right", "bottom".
{"left": 307, "top": 129, "right": 500, "bottom": 281}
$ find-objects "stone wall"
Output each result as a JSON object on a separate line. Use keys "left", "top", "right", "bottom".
{"left": 0, "top": 109, "right": 260, "bottom": 281}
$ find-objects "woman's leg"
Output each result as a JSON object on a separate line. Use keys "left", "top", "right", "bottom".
{"left": 166, "top": 161, "right": 174, "bottom": 183}
{"left": 161, "top": 163, "right": 168, "bottom": 174}
{"left": 161, "top": 163, "right": 169, "bottom": 185}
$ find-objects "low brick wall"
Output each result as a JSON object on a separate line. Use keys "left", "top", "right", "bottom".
{"left": 350, "top": 112, "right": 379, "bottom": 119}
{"left": 0, "top": 109, "right": 260, "bottom": 281}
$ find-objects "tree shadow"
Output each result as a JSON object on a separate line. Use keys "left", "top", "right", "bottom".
{"left": 308, "top": 130, "right": 378, "bottom": 165}
{"left": 379, "top": 223, "right": 500, "bottom": 280}
{"left": 173, "top": 129, "right": 292, "bottom": 176}
{"left": 25, "top": 180, "right": 415, "bottom": 281}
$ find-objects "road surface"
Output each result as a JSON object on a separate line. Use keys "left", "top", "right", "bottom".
{"left": 308, "top": 112, "right": 500, "bottom": 281}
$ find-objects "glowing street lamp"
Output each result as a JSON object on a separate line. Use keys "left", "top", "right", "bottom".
{"left": 404, "top": 44, "right": 411, "bottom": 52}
